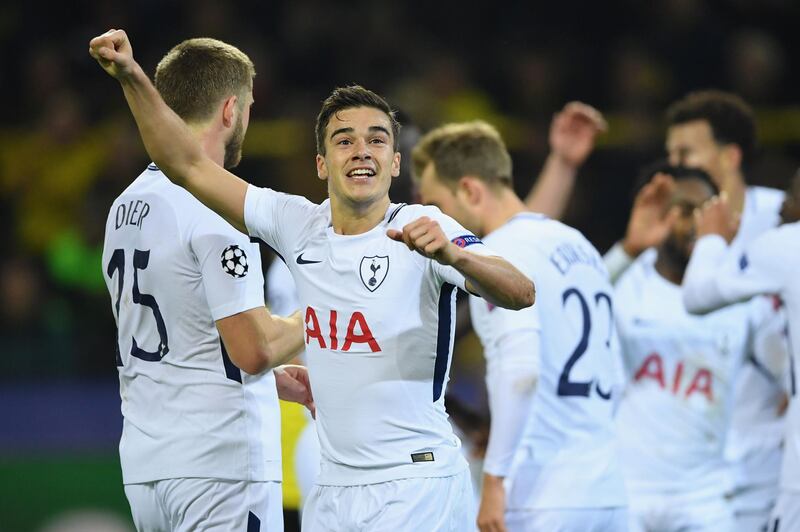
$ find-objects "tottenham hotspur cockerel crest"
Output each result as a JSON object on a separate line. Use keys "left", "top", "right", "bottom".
{"left": 359, "top": 255, "right": 389, "bottom": 292}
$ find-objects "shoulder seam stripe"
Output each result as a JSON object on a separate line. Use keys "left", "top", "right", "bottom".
{"left": 388, "top": 203, "right": 408, "bottom": 223}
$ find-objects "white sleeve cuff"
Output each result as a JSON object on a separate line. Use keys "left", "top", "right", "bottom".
{"left": 603, "top": 241, "right": 634, "bottom": 284}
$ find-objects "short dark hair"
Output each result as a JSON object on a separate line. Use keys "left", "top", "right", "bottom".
{"left": 155, "top": 38, "right": 255, "bottom": 124}
{"left": 666, "top": 90, "right": 756, "bottom": 169}
{"left": 315, "top": 85, "right": 401, "bottom": 155}
{"left": 634, "top": 159, "right": 719, "bottom": 198}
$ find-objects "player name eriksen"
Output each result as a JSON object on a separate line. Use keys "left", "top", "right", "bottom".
{"left": 115, "top": 199, "right": 151, "bottom": 230}
{"left": 549, "top": 242, "right": 604, "bottom": 276}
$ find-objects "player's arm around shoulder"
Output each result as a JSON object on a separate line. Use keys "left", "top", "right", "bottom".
{"left": 387, "top": 211, "right": 534, "bottom": 311}
{"left": 89, "top": 29, "right": 249, "bottom": 233}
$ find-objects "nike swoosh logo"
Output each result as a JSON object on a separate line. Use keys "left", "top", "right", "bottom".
{"left": 296, "top": 253, "right": 322, "bottom": 265}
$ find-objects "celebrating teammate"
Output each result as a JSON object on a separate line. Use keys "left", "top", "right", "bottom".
{"left": 90, "top": 29, "right": 534, "bottom": 531}
{"left": 413, "top": 120, "right": 627, "bottom": 532}
{"left": 613, "top": 164, "right": 787, "bottom": 532}
{"left": 602, "top": 91, "right": 787, "bottom": 530}
{"left": 682, "top": 171, "right": 800, "bottom": 532}
{"left": 101, "top": 38, "right": 311, "bottom": 531}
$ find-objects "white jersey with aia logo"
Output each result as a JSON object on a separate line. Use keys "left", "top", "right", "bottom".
{"left": 471, "top": 213, "right": 627, "bottom": 509}
{"left": 103, "top": 165, "right": 278, "bottom": 485}
{"left": 614, "top": 251, "right": 783, "bottom": 498}
{"left": 245, "top": 185, "right": 492, "bottom": 486}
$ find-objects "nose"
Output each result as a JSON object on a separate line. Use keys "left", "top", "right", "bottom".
{"left": 351, "top": 138, "right": 372, "bottom": 160}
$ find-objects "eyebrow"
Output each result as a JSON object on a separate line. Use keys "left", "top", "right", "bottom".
{"left": 330, "top": 126, "right": 391, "bottom": 139}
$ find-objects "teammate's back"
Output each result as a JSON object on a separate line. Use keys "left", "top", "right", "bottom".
{"left": 103, "top": 164, "right": 278, "bottom": 485}
{"left": 472, "top": 214, "right": 626, "bottom": 510}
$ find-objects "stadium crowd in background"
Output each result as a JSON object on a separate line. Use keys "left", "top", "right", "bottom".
{"left": 3, "top": 1, "right": 800, "bottom": 531}
{"left": 2, "top": 2, "right": 799, "bottom": 379}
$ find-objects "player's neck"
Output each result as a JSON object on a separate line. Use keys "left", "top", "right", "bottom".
{"left": 330, "top": 195, "right": 391, "bottom": 235}
{"left": 480, "top": 190, "right": 529, "bottom": 236}
{"left": 654, "top": 249, "right": 686, "bottom": 286}
{"left": 720, "top": 173, "right": 747, "bottom": 214}
{"left": 191, "top": 123, "right": 225, "bottom": 167}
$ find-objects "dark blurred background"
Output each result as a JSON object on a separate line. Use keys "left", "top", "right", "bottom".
{"left": 2, "top": 1, "right": 800, "bottom": 530}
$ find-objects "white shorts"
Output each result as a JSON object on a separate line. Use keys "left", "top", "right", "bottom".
{"left": 302, "top": 468, "right": 474, "bottom": 531}
{"left": 124, "top": 478, "right": 282, "bottom": 531}
{"left": 505, "top": 507, "right": 628, "bottom": 532}
{"left": 628, "top": 491, "right": 733, "bottom": 532}
{"left": 768, "top": 490, "right": 800, "bottom": 532}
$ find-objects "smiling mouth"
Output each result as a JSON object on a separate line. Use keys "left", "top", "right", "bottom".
{"left": 347, "top": 168, "right": 376, "bottom": 179}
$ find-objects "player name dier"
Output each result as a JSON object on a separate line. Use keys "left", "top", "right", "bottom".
{"left": 115, "top": 199, "right": 151, "bottom": 230}
{"left": 549, "top": 242, "right": 604, "bottom": 276}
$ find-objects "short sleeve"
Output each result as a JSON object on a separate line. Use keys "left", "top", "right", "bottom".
{"left": 473, "top": 290, "right": 541, "bottom": 351}
{"left": 244, "top": 184, "right": 318, "bottom": 259}
{"left": 425, "top": 207, "right": 496, "bottom": 290}
{"left": 191, "top": 217, "right": 266, "bottom": 321}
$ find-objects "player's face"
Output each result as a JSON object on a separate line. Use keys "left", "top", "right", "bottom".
{"left": 316, "top": 106, "right": 400, "bottom": 208}
{"left": 663, "top": 178, "right": 715, "bottom": 262}
{"left": 416, "top": 162, "right": 480, "bottom": 234}
{"left": 224, "top": 88, "right": 254, "bottom": 169}
{"left": 666, "top": 121, "right": 726, "bottom": 187}
{"left": 780, "top": 171, "right": 800, "bottom": 224}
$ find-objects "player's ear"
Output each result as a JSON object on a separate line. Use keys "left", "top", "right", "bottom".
{"left": 316, "top": 154, "right": 328, "bottom": 181}
{"left": 221, "top": 95, "right": 238, "bottom": 129}
{"left": 721, "top": 144, "right": 742, "bottom": 173}
{"left": 391, "top": 152, "right": 401, "bottom": 178}
{"left": 458, "top": 176, "right": 483, "bottom": 206}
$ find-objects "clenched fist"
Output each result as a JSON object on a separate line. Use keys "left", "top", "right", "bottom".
{"left": 89, "top": 29, "right": 136, "bottom": 80}
{"left": 387, "top": 216, "right": 461, "bottom": 265}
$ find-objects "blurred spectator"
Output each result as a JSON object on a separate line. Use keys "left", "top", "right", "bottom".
{"left": 727, "top": 29, "right": 786, "bottom": 104}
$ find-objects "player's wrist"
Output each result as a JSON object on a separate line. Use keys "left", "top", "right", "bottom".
{"left": 548, "top": 151, "right": 581, "bottom": 172}
{"left": 437, "top": 242, "right": 462, "bottom": 266}
{"left": 482, "top": 472, "right": 505, "bottom": 486}
{"left": 621, "top": 237, "right": 642, "bottom": 258}
{"left": 116, "top": 60, "right": 145, "bottom": 84}
{"left": 696, "top": 226, "right": 721, "bottom": 238}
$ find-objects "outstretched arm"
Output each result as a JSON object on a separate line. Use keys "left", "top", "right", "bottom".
{"left": 387, "top": 217, "right": 535, "bottom": 310}
{"left": 524, "top": 102, "right": 606, "bottom": 219}
{"left": 682, "top": 194, "right": 782, "bottom": 314}
{"left": 89, "top": 29, "right": 249, "bottom": 233}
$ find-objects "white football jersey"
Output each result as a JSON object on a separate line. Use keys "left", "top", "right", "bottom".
{"left": 683, "top": 222, "right": 800, "bottom": 491}
{"left": 615, "top": 251, "right": 780, "bottom": 498}
{"left": 244, "top": 185, "right": 493, "bottom": 486}
{"left": 103, "top": 165, "right": 279, "bottom": 484}
{"left": 471, "top": 213, "right": 627, "bottom": 509}
{"left": 266, "top": 256, "right": 300, "bottom": 316}
{"left": 717, "top": 185, "right": 786, "bottom": 489}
